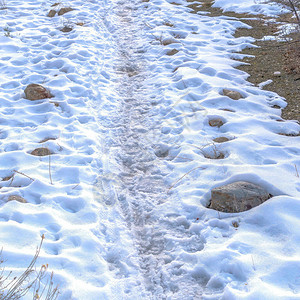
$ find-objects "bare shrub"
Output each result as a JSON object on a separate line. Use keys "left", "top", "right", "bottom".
{"left": 284, "top": 35, "right": 300, "bottom": 73}
{"left": 0, "top": 235, "right": 59, "bottom": 300}
{"left": 260, "top": 0, "right": 300, "bottom": 73}
{"left": 263, "top": 0, "right": 300, "bottom": 25}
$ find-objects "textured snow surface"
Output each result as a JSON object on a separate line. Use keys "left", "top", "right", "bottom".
{"left": 213, "top": 0, "right": 286, "bottom": 15}
{"left": 0, "top": 0, "right": 299, "bottom": 299}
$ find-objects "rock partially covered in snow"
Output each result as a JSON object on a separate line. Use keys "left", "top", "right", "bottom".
{"left": 223, "top": 89, "right": 244, "bottom": 100}
{"left": 210, "top": 181, "right": 271, "bottom": 213}
{"left": 31, "top": 147, "right": 51, "bottom": 156}
{"left": 209, "top": 118, "right": 225, "bottom": 127}
{"left": 58, "top": 7, "right": 75, "bottom": 16}
{"left": 7, "top": 195, "right": 27, "bottom": 203}
{"left": 213, "top": 137, "right": 230, "bottom": 143}
{"left": 47, "top": 10, "right": 56, "bottom": 17}
{"left": 273, "top": 71, "right": 281, "bottom": 77}
{"left": 24, "top": 84, "right": 52, "bottom": 101}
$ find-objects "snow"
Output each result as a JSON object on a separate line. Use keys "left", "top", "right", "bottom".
{"left": 0, "top": 0, "right": 299, "bottom": 299}
{"left": 213, "top": 0, "right": 287, "bottom": 15}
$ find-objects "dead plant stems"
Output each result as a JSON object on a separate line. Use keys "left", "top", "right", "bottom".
{"left": 288, "top": 0, "right": 300, "bottom": 25}
{"left": 295, "top": 164, "right": 299, "bottom": 177}
{"left": 0, "top": 235, "right": 59, "bottom": 299}
{"left": 48, "top": 155, "right": 53, "bottom": 185}
{"left": 12, "top": 170, "right": 34, "bottom": 182}
{"left": 168, "top": 166, "right": 205, "bottom": 192}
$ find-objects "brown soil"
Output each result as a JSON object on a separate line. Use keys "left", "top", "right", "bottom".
{"left": 185, "top": 0, "right": 300, "bottom": 122}
{"left": 235, "top": 18, "right": 300, "bottom": 121}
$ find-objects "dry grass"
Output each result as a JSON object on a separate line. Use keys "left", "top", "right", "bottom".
{"left": 283, "top": 36, "right": 300, "bottom": 73}
{"left": 0, "top": 236, "right": 59, "bottom": 300}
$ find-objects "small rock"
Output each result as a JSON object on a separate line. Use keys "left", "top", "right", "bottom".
{"left": 58, "top": 7, "right": 74, "bottom": 16}
{"left": 7, "top": 195, "right": 27, "bottom": 203}
{"left": 213, "top": 137, "right": 230, "bottom": 143}
{"left": 24, "top": 84, "right": 53, "bottom": 101}
{"left": 61, "top": 26, "right": 73, "bottom": 33}
{"left": 166, "top": 49, "right": 179, "bottom": 56}
{"left": 220, "top": 108, "right": 235, "bottom": 113}
{"left": 232, "top": 221, "right": 239, "bottom": 228}
{"left": 162, "top": 38, "right": 178, "bottom": 46}
{"left": 209, "top": 118, "right": 225, "bottom": 128}
{"left": 209, "top": 181, "right": 271, "bottom": 213}
{"left": 203, "top": 151, "right": 225, "bottom": 159}
{"left": 47, "top": 10, "right": 56, "bottom": 17}
{"left": 223, "top": 89, "right": 243, "bottom": 100}
{"left": 31, "top": 147, "right": 51, "bottom": 156}
{"left": 154, "top": 144, "right": 169, "bottom": 158}
{"left": 273, "top": 71, "right": 281, "bottom": 77}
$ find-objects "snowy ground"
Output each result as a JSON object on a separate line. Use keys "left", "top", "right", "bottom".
{"left": 0, "top": 0, "right": 299, "bottom": 299}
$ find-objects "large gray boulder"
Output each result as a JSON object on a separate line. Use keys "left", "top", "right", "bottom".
{"left": 210, "top": 181, "right": 270, "bottom": 213}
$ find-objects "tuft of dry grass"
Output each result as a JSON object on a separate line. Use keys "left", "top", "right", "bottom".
{"left": 0, "top": 236, "right": 59, "bottom": 300}
{"left": 283, "top": 36, "right": 300, "bottom": 73}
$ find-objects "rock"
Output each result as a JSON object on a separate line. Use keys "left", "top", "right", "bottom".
{"left": 162, "top": 38, "right": 178, "bottom": 46}
{"left": 61, "top": 26, "right": 73, "bottom": 33}
{"left": 210, "top": 181, "right": 270, "bottom": 213}
{"left": 166, "top": 49, "right": 179, "bottom": 56}
{"left": 220, "top": 108, "right": 235, "bottom": 113}
{"left": 209, "top": 118, "right": 224, "bottom": 127}
{"left": 58, "top": 7, "right": 74, "bottom": 16}
{"left": 203, "top": 151, "right": 225, "bottom": 160}
{"left": 7, "top": 195, "right": 27, "bottom": 203}
{"left": 47, "top": 10, "right": 56, "bottom": 17}
{"left": 31, "top": 147, "right": 51, "bottom": 156}
{"left": 273, "top": 71, "right": 281, "bottom": 77}
{"left": 223, "top": 89, "right": 243, "bottom": 100}
{"left": 213, "top": 137, "right": 230, "bottom": 143}
{"left": 154, "top": 144, "right": 169, "bottom": 158}
{"left": 24, "top": 84, "right": 52, "bottom": 101}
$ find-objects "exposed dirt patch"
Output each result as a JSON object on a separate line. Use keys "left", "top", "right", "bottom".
{"left": 185, "top": 0, "right": 300, "bottom": 122}
{"left": 235, "top": 17, "right": 300, "bottom": 121}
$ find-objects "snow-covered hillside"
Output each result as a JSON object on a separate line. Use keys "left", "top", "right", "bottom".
{"left": 0, "top": 0, "right": 299, "bottom": 299}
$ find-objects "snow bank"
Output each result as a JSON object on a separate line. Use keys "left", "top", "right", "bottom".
{"left": 0, "top": 1, "right": 145, "bottom": 298}
{"left": 213, "top": 0, "right": 286, "bottom": 15}
{"left": 141, "top": 0, "right": 300, "bottom": 298}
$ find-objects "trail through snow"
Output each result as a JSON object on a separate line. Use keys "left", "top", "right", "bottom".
{"left": 93, "top": 1, "right": 204, "bottom": 297}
